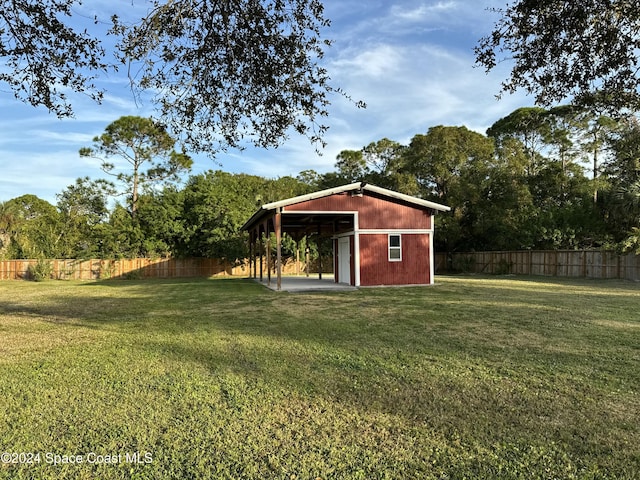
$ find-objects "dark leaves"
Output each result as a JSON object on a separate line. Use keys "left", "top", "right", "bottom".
{"left": 115, "top": 0, "right": 348, "bottom": 154}
{"left": 0, "top": 0, "right": 109, "bottom": 117}
{"left": 2, "top": 1, "right": 361, "bottom": 153}
{"left": 475, "top": 0, "right": 640, "bottom": 112}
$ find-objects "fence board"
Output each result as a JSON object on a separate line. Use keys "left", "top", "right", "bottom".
{"left": 0, "top": 257, "right": 329, "bottom": 281}
{"left": 4, "top": 251, "right": 639, "bottom": 282}
{"left": 435, "top": 250, "right": 640, "bottom": 281}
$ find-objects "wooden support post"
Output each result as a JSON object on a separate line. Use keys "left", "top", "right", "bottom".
{"left": 249, "top": 230, "right": 258, "bottom": 280}
{"left": 248, "top": 234, "right": 251, "bottom": 278}
{"left": 295, "top": 241, "right": 300, "bottom": 276}
{"left": 266, "top": 222, "right": 271, "bottom": 286}
{"left": 317, "top": 224, "right": 322, "bottom": 280}
{"left": 275, "top": 209, "right": 282, "bottom": 291}
{"left": 259, "top": 230, "right": 264, "bottom": 281}
{"left": 254, "top": 231, "right": 258, "bottom": 279}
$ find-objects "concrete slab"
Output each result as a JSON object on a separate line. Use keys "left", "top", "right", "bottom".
{"left": 252, "top": 275, "right": 358, "bottom": 292}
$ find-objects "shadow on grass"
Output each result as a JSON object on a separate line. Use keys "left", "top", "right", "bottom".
{"left": 2, "top": 276, "right": 639, "bottom": 475}
{"left": 3, "top": 276, "right": 639, "bottom": 403}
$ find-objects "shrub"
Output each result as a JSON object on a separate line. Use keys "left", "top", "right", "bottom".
{"left": 493, "top": 258, "right": 513, "bottom": 275}
{"left": 27, "top": 259, "right": 53, "bottom": 282}
{"left": 453, "top": 255, "right": 476, "bottom": 273}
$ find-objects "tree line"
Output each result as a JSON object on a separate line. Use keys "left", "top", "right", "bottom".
{"left": 1, "top": 106, "right": 639, "bottom": 261}
{"left": 308, "top": 106, "right": 640, "bottom": 254}
{"left": 3, "top": 1, "right": 640, "bottom": 261}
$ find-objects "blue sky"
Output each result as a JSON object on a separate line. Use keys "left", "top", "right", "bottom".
{"left": 0, "top": 0, "right": 532, "bottom": 205}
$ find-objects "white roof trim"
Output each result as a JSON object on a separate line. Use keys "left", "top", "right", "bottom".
{"left": 262, "top": 183, "right": 451, "bottom": 212}
{"left": 242, "top": 183, "right": 450, "bottom": 231}
{"left": 362, "top": 184, "right": 451, "bottom": 212}
{"left": 262, "top": 183, "right": 361, "bottom": 210}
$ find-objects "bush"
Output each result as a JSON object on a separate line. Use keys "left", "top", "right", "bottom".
{"left": 493, "top": 258, "right": 513, "bottom": 275}
{"left": 27, "top": 259, "right": 53, "bottom": 282}
{"left": 453, "top": 255, "right": 476, "bottom": 273}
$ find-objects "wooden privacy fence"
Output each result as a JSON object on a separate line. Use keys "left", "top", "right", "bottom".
{"left": 434, "top": 250, "right": 640, "bottom": 281}
{"left": 4, "top": 251, "right": 638, "bottom": 281}
{"left": 0, "top": 258, "right": 241, "bottom": 280}
{"left": 0, "top": 257, "right": 332, "bottom": 281}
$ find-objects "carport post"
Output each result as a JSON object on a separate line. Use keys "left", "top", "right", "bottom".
{"left": 317, "top": 223, "right": 322, "bottom": 280}
{"left": 305, "top": 244, "right": 310, "bottom": 278}
{"left": 275, "top": 208, "right": 282, "bottom": 291}
{"left": 249, "top": 231, "right": 254, "bottom": 278}
{"left": 259, "top": 229, "right": 263, "bottom": 281}
{"left": 265, "top": 221, "right": 271, "bottom": 286}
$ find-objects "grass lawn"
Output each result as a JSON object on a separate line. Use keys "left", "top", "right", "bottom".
{"left": 0, "top": 275, "right": 638, "bottom": 479}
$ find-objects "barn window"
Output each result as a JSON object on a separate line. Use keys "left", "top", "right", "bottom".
{"left": 388, "top": 234, "right": 402, "bottom": 261}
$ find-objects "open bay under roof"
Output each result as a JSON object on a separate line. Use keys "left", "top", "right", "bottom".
{"left": 241, "top": 182, "right": 450, "bottom": 290}
{"left": 241, "top": 182, "right": 450, "bottom": 234}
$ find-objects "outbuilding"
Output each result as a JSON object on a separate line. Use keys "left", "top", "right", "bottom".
{"left": 241, "top": 182, "right": 450, "bottom": 289}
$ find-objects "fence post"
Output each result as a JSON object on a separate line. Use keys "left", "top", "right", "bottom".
{"left": 617, "top": 254, "right": 621, "bottom": 280}
{"left": 0, "top": 252, "right": 638, "bottom": 281}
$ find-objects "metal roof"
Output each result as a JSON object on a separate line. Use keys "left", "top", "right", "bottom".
{"left": 241, "top": 182, "right": 450, "bottom": 231}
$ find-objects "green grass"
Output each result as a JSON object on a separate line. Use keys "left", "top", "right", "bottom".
{"left": 0, "top": 275, "right": 638, "bottom": 479}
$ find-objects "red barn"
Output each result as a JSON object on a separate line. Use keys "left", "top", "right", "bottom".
{"left": 242, "top": 183, "right": 450, "bottom": 289}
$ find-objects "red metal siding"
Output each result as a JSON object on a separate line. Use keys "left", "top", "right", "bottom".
{"left": 285, "top": 192, "right": 431, "bottom": 229}
{"left": 359, "top": 234, "right": 430, "bottom": 286}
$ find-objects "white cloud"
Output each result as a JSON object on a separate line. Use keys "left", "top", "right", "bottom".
{"left": 332, "top": 44, "right": 403, "bottom": 78}
{"left": 0, "top": 148, "right": 103, "bottom": 203}
{"left": 390, "top": 1, "right": 457, "bottom": 23}
{"left": 0, "top": 0, "right": 535, "bottom": 203}
{"left": 26, "top": 131, "right": 96, "bottom": 145}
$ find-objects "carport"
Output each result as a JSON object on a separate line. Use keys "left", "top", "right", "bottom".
{"left": 242, "top": 201, "right": 355, "bottom": 291}
{"left": 241, "top": 183, "right": 450, "bottom": 291}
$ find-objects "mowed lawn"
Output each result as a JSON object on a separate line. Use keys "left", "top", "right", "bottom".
{"left": 0, "top": 276, "right": 638, "bottom": 479}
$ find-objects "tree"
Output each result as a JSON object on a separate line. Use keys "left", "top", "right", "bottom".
{"left": 601, "top": 117, "right": 640, "bottom": 243}
{"left": 405, "top": 126, "right": 494, "bottom": 201}
{"left": 80, "top": 116, "right": 192, "bottom": 219}
{"left": 527, "top": 162, "right": 603, "bottom": 249}
{"left": 575, "top": 111, "right": 620, "bottom": 202}
{"left": 335, "top": 150, "right": 368, "bottom": 182}
{"left": 97, "top": 204, "right": 145, "bottom": 259}
{"left": 360, "top": 138, "right": 417, "bottom": 193}
{"left": 135, "top": 188, "right": 187, "bottom": 258}
{"left": 404, "top": 126, "right": 498, "bottom": 251}
{"left": 3, "top": 1, "right": 359, "bottom": 152}
{"left": 56, "top": 177, "right": 115, "bottom": 257}
{"left": 544, "top": 105, "right": 581, "bottom": 175}
{"left": 0, "top": 0, "right": 108, "bottom": 117}
{"left": 296, "top": 169, "right": 322, "bottom": 189}
{"left": 361, "top": 138, "right": 406, "bottom": 176}
{"left": 180, "top": 171, "right": 266, "bottom": 259}
{"left": 486, "top": 107, "right": 550, "bottom": 175}
{"left": 115, "top": 0, "right": 363, "bottom": 153}
{"left": 475, "top": 0, "right": 640, "bottom": 111}
{"left": 0, "top": 201, "right": 18, "bottom": 258}
{"left": 0, "top": 195, "right": 61, "bottom": 258}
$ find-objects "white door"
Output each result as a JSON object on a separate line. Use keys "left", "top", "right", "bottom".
{"left": 338, "top": 237, "right": 351, "bottom": 284}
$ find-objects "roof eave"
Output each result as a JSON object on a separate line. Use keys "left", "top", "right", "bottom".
{"left": 262, "top": 182, "right": 364, "bottom": 210}
{"left": 241, "top": 182, "right": 451, "bottom": 231}
{"left": 363, "top": 184, "right": 451, "bottom": 212}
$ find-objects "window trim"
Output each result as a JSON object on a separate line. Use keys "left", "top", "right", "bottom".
{"left": 388, "top": 234, "right": 402, "bottom": 262}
